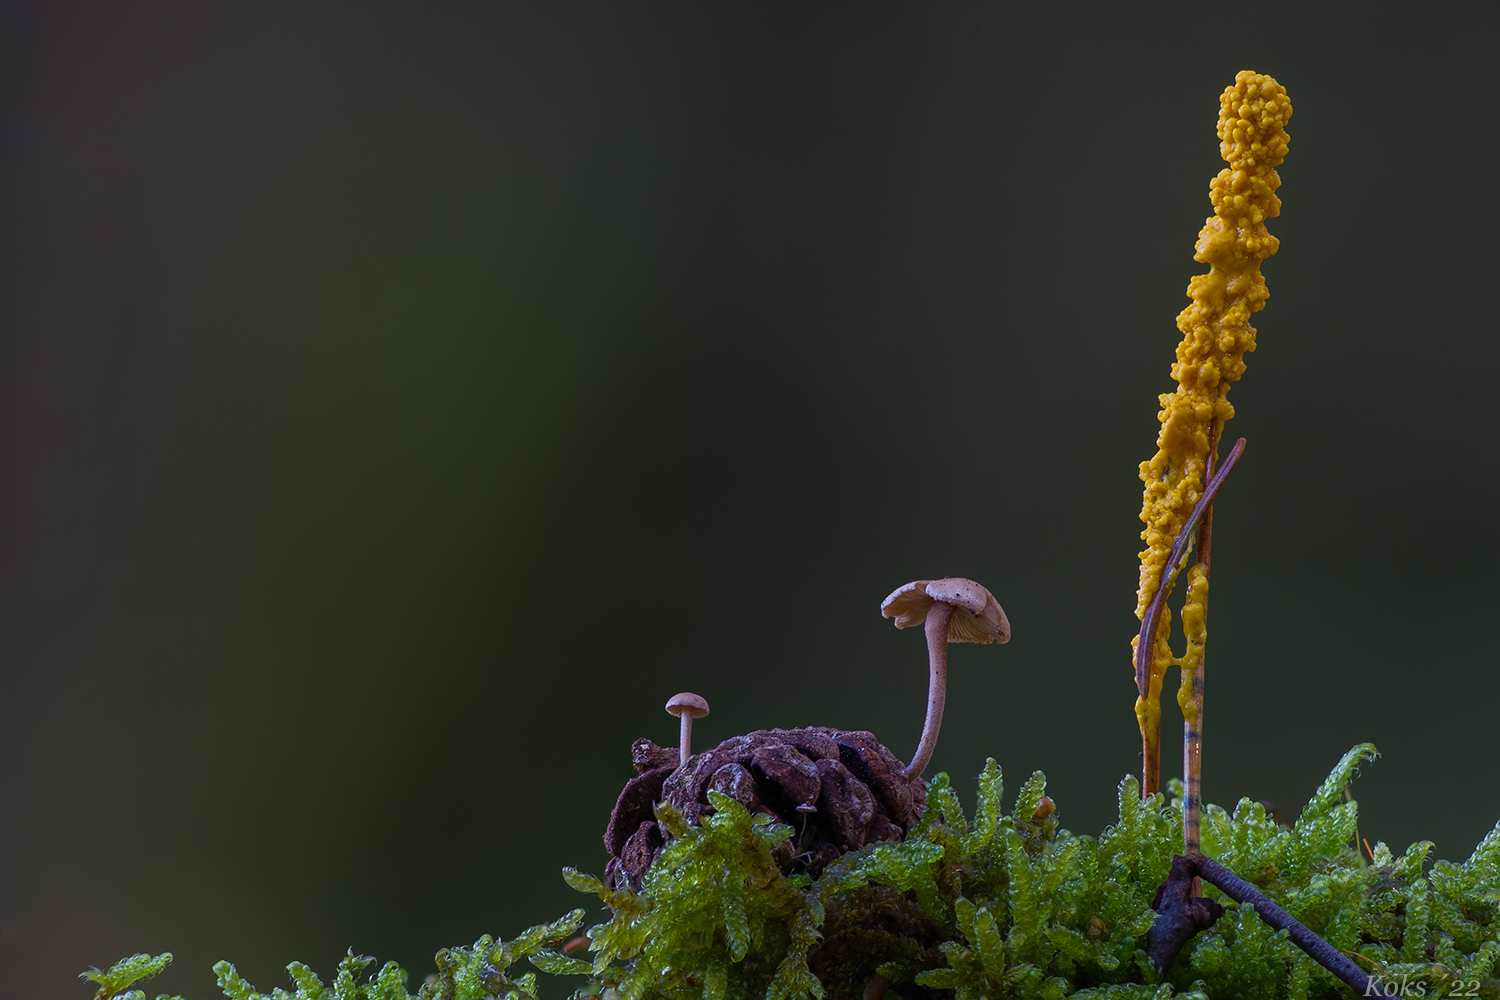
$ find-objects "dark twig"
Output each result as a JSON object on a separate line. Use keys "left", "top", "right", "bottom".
{"left": 1145, "top": 854, "right": 1223, "bottom": 974}
{"left": 1146, "top": 852, "right": 1377, "bottom": 995}
{"left": 1135, "top": 437, "right": 1246, "bottom": 794}
{"left": 1196, "top": 854, "right": 1376, "bottom": 994}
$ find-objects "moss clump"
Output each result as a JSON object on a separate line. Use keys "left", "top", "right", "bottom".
{"left": 572, "top": 745, "right": 1498, "bottom": 1000}
{"left": 87, "top": 912, "right": 586, "bottom": 1000}
{"left": 86, "top": 746, "right": 1500, "bottom": 1000}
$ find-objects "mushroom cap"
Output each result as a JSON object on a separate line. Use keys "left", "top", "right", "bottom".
{"left": 665, "top": 691, "right": 711, "bottom": 719}
{"left": 880, "top": 577, "right": 1011, "bottom": 644}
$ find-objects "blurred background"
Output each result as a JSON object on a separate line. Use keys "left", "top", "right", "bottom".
{"left": 3, "top": 1, "right": 1497, "bottom": 995}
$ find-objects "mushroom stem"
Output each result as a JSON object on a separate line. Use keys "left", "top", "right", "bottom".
{"left": 664, "top": 692, "right": 710, "bottom": 769}
{"left": 905, "top": 600, "right": 954, "bottom": 780}
{"left": 677, "top": 713, "right": 693, "bottom": 767}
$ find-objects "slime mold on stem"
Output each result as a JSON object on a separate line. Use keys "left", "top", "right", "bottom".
{"left": 1132, "top": 70, "right": 1293, "bottom": 798}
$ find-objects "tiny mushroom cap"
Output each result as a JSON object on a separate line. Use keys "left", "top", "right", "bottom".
{"left": 881, "top": 577, "right": 1011, "bottom": 645}
{"left": 665, "top": 692, "right": 710, "bottom": 719}
{"left": 665, "top": 692, "right": 710, "bottom": 768}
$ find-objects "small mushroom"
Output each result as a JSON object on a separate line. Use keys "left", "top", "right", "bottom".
{"left": 881, "top": 577, "right": 1010, "bottom": 780}
{"left": 665, "top": 692, "right": 710, "bottom": 767}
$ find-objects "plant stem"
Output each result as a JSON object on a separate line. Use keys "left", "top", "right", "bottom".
{"left": 1135, "top": 437, "right": 1245, "bottom": 797}
{"left": 1140, "top": 692, "right": 1162, "bottom": 801}
{"left": 905, "top": 601, "right": 954, "bottom": 780}
{"left": 1182, "top": 421, "right": 1220, "bottom": 887}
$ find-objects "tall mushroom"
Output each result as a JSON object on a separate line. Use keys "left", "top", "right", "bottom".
{"left": 881, "top": 578, "right": 1010, "bottom": 780}
{"left": 665, "top": 692, "right": 710, "bottom": 767}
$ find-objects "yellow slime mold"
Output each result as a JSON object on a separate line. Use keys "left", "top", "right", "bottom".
{"left": 1132, "top": 71, "right": 1292, "bottom": 794}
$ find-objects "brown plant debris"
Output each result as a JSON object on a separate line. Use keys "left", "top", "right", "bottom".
{"left": 603, "top": 727, "right": 928, "bottom": 890}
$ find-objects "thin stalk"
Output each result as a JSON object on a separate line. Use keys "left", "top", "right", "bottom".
{"left": 1140, "top": 704, "right": 1160, "bottom": 801}
{"left": 1135, "top": 437, "right": 1246, "bottom": 796}
{"left": 1183, "top": 421, "right": 1220, "bottom": 889}
{"left": 904, "top": 601, "right": 954, "bottom": 781}
{"left": 678, "top": 713, "right": 693, "bottom": 767}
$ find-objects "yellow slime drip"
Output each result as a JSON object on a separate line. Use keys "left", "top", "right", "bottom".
{"left": 1132, "top": 72, "right": 1292, "bottom": 784}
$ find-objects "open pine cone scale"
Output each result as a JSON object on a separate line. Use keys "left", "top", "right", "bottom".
{"left": 604, "top": 727, "right": 927, "bottom": 890}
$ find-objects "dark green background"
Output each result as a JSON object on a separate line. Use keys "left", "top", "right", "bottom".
{"left": 3, "top": 2, "right": 1497, "bottom": 996}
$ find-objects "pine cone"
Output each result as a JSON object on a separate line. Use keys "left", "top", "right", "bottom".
{"left": 603, "top": 727, "right": 927, "bottom": 890}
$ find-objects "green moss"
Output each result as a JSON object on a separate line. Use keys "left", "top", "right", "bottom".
{"left": 86, "top": 746, "right": 1500, "bottom": 1000}
{"left": 83, "top": 952, "right": 176, "bottom": 1000}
